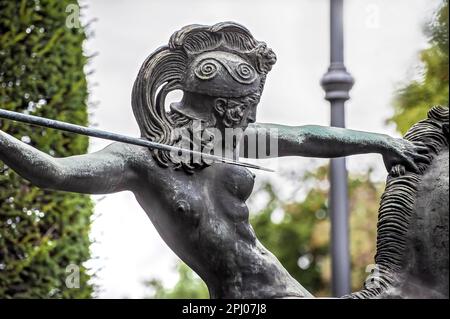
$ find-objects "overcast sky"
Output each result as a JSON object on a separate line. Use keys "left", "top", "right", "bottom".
{"left": 80, "top": 0, "right": 440, "bottom": 298}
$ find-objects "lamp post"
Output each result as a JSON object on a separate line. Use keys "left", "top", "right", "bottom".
{"left": 320, "top": 0, "right": 354, "bottom": 297}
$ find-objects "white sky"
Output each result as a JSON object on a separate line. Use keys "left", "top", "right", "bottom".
{"left": 80, "top": 0, "right": 440, "bottom": 298}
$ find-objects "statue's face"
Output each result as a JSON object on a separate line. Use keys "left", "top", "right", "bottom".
{"left": 244, "top": 100, "right": 258, "bottom": 125}
{"left": 171, "top": 91, "right": 260, "bottom": 155}
{"left": 212, "top": 93, "right": 260, "bottom": 131}
{"left": 173, "top": 91, "right": 260, "bottom": 131}
{"left": 180, "top": 49, "right": 263, "bottom": 131}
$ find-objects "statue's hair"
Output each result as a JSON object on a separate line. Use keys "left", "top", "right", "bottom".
{"left": 131, "top": 22, "right": 276, "bottom": 169}
{"left": 346, "top": 106, "right": 449, "bottom": 298}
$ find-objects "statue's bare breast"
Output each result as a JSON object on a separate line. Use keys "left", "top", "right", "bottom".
{"left": 128, "top": 146, "right": 309, "bottom": 298}
{"left": 131, "top": 146, "right": 257, "bottom": 259}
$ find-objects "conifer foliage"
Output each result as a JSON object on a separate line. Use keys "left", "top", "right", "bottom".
{"left": 0, "top": 0, "right": 93, "bottom": 298}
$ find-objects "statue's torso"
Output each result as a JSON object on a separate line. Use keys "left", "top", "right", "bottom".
{"left": 130, "top": 146, "right": 309, "bottom": 298}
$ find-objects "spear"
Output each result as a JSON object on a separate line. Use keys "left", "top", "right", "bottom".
{"left": 0, "top": 109, "right": 274, "bottom": 172}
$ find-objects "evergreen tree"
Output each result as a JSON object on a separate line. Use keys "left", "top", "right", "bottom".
{"left": 0, "top": 0, "right": 93, "bottom": 298}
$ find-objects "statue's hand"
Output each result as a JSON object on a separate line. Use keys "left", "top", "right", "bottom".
{"left": 382, "top": 137, "right": 430, "bottom": 176}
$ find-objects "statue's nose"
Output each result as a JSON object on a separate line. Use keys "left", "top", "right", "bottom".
{"left": 247, "top": 108, "right": 257, "bottom": 123}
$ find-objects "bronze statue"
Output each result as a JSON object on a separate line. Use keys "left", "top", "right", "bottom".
{"left": 0, "top": 22, "right": 435, "bottom": 298}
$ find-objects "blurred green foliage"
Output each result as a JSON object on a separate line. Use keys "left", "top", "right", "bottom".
{"left": 0, "top": 0, "right": 93, "bottom": 298}
{"left": 146, "top": 263, "right": 209, "bottom": 299}
{"left": 388, "top": 0, "right": 448, "bottom": 134}
{"left": 249, "top": 168, "right": 382, "bottom": 297}
{"left": 145, "top": 0, "right": 448, "bottom": 299}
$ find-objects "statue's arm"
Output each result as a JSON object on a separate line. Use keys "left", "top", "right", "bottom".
{"left": 0, "top": 130, "right": 136, "bottom": 194}
{"left": 242, "top": 123, "right": 430, "bottom": 173}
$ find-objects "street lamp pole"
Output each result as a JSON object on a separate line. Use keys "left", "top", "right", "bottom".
{"left": 320, "top": 0, "right": 354, "bottom": 297}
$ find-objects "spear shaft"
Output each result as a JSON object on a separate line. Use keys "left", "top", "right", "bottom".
{"left": 0, "top": 109, "right": 273, "bottom": 172}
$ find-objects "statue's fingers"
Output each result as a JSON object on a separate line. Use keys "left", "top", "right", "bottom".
{"left": 383, "top": 157, "right": 392, "bottom": 173}
{"left": 412, "top": 152, "right": 431, "bottom": 164}
{"left": 405, "top": 158, "right": 420, "bottom": 174}
{"left": 390, "top": 164, "right": 405, "bottom": 177}
{"left": 413, "top": 145, "right": 430, "bottom": 154}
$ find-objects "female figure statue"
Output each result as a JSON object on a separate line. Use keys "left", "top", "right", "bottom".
{"left": 0, "top": 22, "right": 429, "bottom": 298}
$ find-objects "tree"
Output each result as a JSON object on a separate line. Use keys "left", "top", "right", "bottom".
{"left": 388, "top": 0, "right": 448, "bottom": 134}
{"left": 0, "top": 0, "right": 93, "bottom": 298}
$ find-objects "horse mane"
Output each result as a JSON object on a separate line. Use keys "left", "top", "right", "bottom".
{"left": 346, "top": 105, "right": 449, "bottom": 298}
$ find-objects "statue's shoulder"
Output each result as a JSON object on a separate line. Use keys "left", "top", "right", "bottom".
{"left": 118, "top": 142, "right": 160, "bottom": 172}
{"left": 99, "top": 141, "right": 157, "bottom": 171}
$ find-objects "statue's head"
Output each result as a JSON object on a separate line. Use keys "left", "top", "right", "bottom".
{"left": 131, "top": 22, "right": 276, "bottom": 171}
